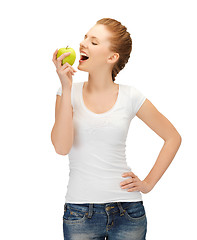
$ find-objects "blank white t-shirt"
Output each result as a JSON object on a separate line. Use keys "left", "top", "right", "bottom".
{"left": 56, "top": 81, "right": 146, "bottom": 204}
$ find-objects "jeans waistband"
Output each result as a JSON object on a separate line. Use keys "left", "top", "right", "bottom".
{"left": 64, "top": 201, "right": 143, "bottom": 219}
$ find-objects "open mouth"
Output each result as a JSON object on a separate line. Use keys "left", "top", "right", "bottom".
{"left": 80, "top": 53, "right": 89, "bottom": 62}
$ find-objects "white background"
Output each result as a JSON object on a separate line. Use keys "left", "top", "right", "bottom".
{"left": 0, "top": 0, "right": 196, "bottom": 239}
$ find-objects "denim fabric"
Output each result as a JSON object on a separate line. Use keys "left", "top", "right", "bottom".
{"left": 63, "top": 201, "right": 147, "bottom": 240}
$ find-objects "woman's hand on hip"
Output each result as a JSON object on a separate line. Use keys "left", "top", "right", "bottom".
{"left": 120, "top": 171, "right": 154, "bottom": 194}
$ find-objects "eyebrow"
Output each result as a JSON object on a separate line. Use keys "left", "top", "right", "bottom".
{"left": 84, "top": 34, "right": 100, "bottom": 41}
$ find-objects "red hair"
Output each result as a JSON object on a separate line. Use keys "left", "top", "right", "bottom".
{"left": 96, "top": 18, "right": 132, "bottom": 82}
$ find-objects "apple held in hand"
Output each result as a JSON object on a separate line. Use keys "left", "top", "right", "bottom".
{"left": 57, "top": 46, "right": 76, "bottom": 66}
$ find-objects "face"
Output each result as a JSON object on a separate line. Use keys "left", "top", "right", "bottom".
{"left": 77, "top": 24, "right": 119, "bottom": 72}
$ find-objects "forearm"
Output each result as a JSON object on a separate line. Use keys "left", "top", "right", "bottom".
{"left": 144, "top": 134, "right": 182, "bottom": 188}
{"left": 51, "top": 88, "right": 74, "bottom": 154}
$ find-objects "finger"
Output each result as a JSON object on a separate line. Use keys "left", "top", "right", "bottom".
{"left": 64, "top": 67, "right": 75, "bottom": 76}
{"left": 122, "top": 171, "right": 136, "bottom": 177}
{"left": 130, "top": 172, "right": 137, "bottom": 178}
{"left": 62, "top": 63, "right": 77, "bottom": 75}
{"left": 61, "top": 62, "right": 69, "bottom": 70}
{"left": 57, "top": 52, "right": 71, "bottom": 68}
{"left": 52, "top": 48, "right": 59, "bottom": 62}
{"left": 57, "top": 52, "right": 71, "bottom": 61}
{"left": 120, "top": 175, "right": 141, "bottom": 186}
{"left": 63, "top": 66, "right": 75, "bottom": 76}
{"left": 122, "top": 172, "right": 130, "bottom": 177}
{"left": 62, "top": 62, "right": 74, "bottom": 71}
{"left": 121, "top": 182, "right": 135, "bottom": 189}
{"left": 127, "top": 187, "right": 138, "bottom": 192}
{"left": 120, "top": 178, "right": 133, "bottom": 186}
{"left": 62, "top": 62, "right": 76, "bottom": 72}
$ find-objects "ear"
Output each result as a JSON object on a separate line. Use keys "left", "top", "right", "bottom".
{"left": 107, "top": 53, "right": 119, "bottom": 64}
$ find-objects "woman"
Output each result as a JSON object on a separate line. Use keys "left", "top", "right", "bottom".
{"left": 51, "top": 18, "right": 182, "bottom": 240}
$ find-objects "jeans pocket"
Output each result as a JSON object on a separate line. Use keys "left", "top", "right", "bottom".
{"left": 63, "top": 203, "right": 87, "bottom": 224}
{"left": 124, "top": 201, "right": 146, "bottom": 221}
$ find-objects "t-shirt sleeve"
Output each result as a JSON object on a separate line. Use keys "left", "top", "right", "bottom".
{"left": 56, "top": 86, "right": 62, "bottom": 96}
{"left": 130, "top": 86, "right": 146, "bottom": 119}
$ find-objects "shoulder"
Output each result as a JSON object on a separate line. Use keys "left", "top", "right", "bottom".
{"left": 120, "top": 84, "right": 145, "bottom": 99}
{"left": 120, "top": 84, "right": 146, "bottom": 118}
{"left": 119, "top": 84, "right": 131, "bottom": 96}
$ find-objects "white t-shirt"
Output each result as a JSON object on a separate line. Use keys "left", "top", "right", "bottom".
{"left": 56, "top": 81, "right": 146, "bottom": 204}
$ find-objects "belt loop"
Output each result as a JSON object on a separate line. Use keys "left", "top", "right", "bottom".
{"left": 117, "top": 202, "right": 126, "bottom": 216}
{"left": 64, "top": 203, "right": 67, "bottom": 211}
{"left": 87, "top": 204, "right": 93, "bottom": 218}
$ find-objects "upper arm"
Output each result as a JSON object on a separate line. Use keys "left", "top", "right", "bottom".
{"left": 136, "top": 99, "right": 181, "bottom": 141}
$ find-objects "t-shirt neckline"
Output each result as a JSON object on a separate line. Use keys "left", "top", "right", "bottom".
{"left": 80, "top": 81, "right": 121, "bottom": 117}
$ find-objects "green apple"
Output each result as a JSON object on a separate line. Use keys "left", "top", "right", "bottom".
{"left": 57, "top": 46, "right": 76, "bottom": 66}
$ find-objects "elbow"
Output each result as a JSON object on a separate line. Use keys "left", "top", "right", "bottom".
{"left": 51, "top": 141, "right": 72, "bottom": 156}
{"left": 172, "top": 132, "right": 182, "bottom": 146}
{"left": 165, "top": 132, "right": 182, "bottom": 146}
{"left": 55, "top": 149, "right": 69, "bottom": 156}
{"left": 175, "top": 131, "right": 182, "bottom": 144}
{"left": 51, "top": 141, "right": 70, "bottom": 156}
{"left": 52, "top": 143, "right": 70, "bottom": 155}
{"left": 51, "top": 139, "right": 68, "bottom": 156}
{"left": 51, "top": 129, "right": 73, "bottom": 156}
{"left": 178, "top": 134, "right": 182, "bottom": 146}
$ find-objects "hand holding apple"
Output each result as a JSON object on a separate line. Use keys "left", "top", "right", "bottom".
{"left": 52, "top": 48, "right": 77, "bottom": 90}
{"left": 56, "top": 46, "right": 76, "bottom": 66}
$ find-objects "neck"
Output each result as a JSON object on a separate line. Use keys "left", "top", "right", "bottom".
{"left": 87, "top": 70, "right": 116, "bottom": 93}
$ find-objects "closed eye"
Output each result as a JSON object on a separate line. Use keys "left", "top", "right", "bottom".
{"left": 92, "top": 42, "right": 97, "bottom": 45}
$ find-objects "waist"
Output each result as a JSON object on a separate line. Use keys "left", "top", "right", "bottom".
{"left": 66, "top": 168, "right": 142, "bottom": 203}
{"left": 64, "top": 201, "right": 143, "bottom": 214}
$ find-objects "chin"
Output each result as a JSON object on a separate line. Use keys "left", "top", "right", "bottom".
{"left": 77, "top": 64, "right": 89, "bottom": 72}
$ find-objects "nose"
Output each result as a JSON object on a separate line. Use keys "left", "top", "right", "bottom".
{"left": 80, "top": 39, "right": 87, "bottom": 49}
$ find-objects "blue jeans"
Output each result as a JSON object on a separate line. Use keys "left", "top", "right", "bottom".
{"left": 63, "top": 201, "right": 147, "bottom": 240}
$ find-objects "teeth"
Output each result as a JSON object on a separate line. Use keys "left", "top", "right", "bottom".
{"left": 80, "top": 52, "right": 88, "bottom": 57}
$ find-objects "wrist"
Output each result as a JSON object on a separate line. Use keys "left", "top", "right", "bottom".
{"left": 143, "top": 179, "right": 155, "bottom": 189}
